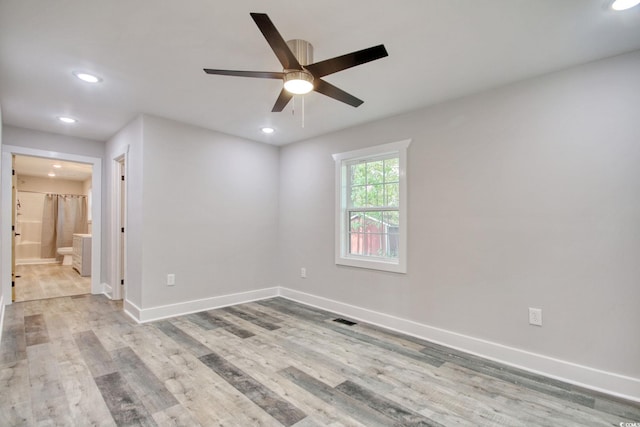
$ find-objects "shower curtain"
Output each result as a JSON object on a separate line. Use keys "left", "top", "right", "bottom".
{"left": 40, "top": 194, "right": 88, "bottom": 259}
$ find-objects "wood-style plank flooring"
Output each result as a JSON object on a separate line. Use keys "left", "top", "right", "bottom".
{"left": 0, "top": 295, "right": 638, "bottom": 426}
{"left": 14, "top": 264, "right": 90, "bottom": 302}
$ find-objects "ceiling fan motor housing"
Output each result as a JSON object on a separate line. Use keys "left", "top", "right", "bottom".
{"left": 286, "top": 39, "right": 313, "bottom": 66}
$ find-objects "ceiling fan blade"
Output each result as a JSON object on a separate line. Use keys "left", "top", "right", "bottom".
{"left": 272, "top": 89, "right": 293, "bottom": 112}
{"left": 203, "top": 69, "right": 284, "bottom": 79}
{"left": 250, "top": 13, "right": 302, "bottom": 71}
{"left": 314, "top": 79, "right": 363, "bottom": 108}
{"left": 305, "top": 45, "right": 388, "bottom": 78}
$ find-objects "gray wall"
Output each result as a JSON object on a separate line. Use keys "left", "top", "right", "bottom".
{"left": 3, "top": 126, "right": 105, "bottom": 159}
{"left": 278, "top": 50, "right": 640, "bottom": 378}
{"left": 133, "top": 115, "right": 281, "bottom": 309}
{"left": 105, "top": 116, "right": 144, "bottom": 306}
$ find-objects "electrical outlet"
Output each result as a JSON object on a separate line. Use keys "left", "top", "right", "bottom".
{"left": 300, "top": 268, "right": 307, "bottom": 278}
{"left": 167, "top": 274, "right": 176, "bottom": 286}
{"left": 529, "top": 307, "right": 542, "bottom": 326}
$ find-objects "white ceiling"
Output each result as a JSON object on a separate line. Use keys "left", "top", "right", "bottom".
{"left": 1, "top": 1, "right": 640, "bottom": 146}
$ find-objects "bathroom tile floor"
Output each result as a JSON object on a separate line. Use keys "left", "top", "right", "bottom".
{"left": 1, "top": 295, "right": 639, "bottom": 426}
{"left": 13, "top": 263, "right": 90, "bottom": 302}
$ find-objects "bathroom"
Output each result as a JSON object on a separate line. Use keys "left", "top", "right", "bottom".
{"left": 13, "top": 155, "right": 93, "bottom": 302}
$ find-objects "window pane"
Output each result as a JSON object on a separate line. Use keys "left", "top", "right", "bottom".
{"left": 350, "top": 212, "right": 365, "bottom": 232}
{"left": 385, "top": 183, "right": 399, "bottom": 207}
{"left": 348, "top": 210, "right": 399, "bottom": 258}
{"left": 350, "top": 185, "right": 367, "bottom": 207}
{"left": 366, "top": 184, "right": 385, "bottom": 207}
{"left": 387, "top": 227, "right": 399, "bottom": 258}
{"left": 349, "top": 157, "right": 400, "bottom": 209}
{"left": 350, "top": 163, "right": 366, "bottom": 186}
{"left": 383, "top": 211, "right": 398, "bottom": 227}
{"left": 367, "top": 160, "right": 384, "bottom": 184}
{"left": 349, "top": 231, "right": 364, "bottom": 255}
{"left": 384, "top": 157, "right": 399, "bottom": 182}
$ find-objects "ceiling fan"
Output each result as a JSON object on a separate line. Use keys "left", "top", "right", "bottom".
{"left": 203, "top": 13, "right": 388, "bottom": 112}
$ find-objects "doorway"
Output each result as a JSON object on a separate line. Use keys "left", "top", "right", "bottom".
{"left": 12, "top": 155, "right": 93, "bottom": 302}
{"left": 1, "top": 145, "right": 102, "bottom": 304}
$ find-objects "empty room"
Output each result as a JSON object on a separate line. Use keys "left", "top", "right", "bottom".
{"left": 0, "top": 1, "right": 639, "bottom": 425}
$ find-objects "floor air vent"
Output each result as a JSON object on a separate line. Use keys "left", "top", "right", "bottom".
{"left": 333, "top": 318, "right": 357, "bottom": 326}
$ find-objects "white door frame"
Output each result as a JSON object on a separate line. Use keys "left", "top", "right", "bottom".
{"left": 1, "top": 145, "right": 102, "bottom": 303}
{"left": 111, "top": 154, "right": 127, "bottom": 300}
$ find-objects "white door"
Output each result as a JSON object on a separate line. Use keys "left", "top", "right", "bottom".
{"left": 114, "top": 157, "right": 126, "bottom": 300}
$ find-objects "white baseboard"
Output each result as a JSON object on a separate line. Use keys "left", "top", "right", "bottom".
{"left": 102, "top": 282, "right": 113, "bottom": 299}
{"left": 279, "top": 287, "right": 640, "bottom": 403}
{"left": 123, "top": 298, "right": 142, "bottom": 323}
{"left": 109, "top": 284, "right": 639, "bottom": 402}
{"left": 124, "top": 286, "right": 281, "bottom": 324}
{"left": 16, "top": 258, "right": 58, "bottom": 266}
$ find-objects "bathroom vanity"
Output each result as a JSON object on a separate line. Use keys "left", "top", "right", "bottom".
{"left": 72, "top": 233, "right": 91, "bottom": 276}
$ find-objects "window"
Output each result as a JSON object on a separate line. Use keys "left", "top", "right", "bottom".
{"left": 333, "top": 139, "right": 410, "bottom": 273}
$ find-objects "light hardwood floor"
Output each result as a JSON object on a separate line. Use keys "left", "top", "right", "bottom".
{"left": 14, "top": 263, "right": 91, "bottom": 302}
{"left": 0, "top": 295, "right": 638, "bottom": 426}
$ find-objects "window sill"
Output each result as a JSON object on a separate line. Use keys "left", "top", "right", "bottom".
{"left": 336, "top": 256, "right": 406, "bottom": 274}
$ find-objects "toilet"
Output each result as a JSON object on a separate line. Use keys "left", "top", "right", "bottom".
{"left": 57, "top": 247, "right": 73, "bottom": 266}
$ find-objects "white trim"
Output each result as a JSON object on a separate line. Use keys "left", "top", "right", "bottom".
{"left": 333, "top": 139, "right": 411, "bottom": 274}
{"left": 331, "top": 139, "right": 412, "bottom": 163}
{"left": 278, "top": 287, "right": 640, "bottom": 403}
{"left": 16, "top": 258, "right": 58, "bottom": 265}
{"left": 1, "top": 145, "right": 102, "bottom": 303}
{"left": 124, "top": 287, "right": 281, "bottom": 324}
{"left": 123, "top": 298, "right": 142, "bottom": 323}
{"left": 102, "top": 282, "right": 113, "bottom": 299}
{"left": 1, "top": 153, "right": 10, "bottom": 301}
{"left": 110, "top": 152, "right": 128, "bottom": 301}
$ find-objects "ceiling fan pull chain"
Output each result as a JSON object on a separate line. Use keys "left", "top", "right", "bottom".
{"left": 302, "top": 97, "right": 305, "bottom": 128}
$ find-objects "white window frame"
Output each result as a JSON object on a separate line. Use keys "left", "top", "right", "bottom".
{"left": 333, "top": 139, "right": 410, "bottom": 273}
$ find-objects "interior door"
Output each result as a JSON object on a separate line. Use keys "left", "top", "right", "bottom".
{"left": 119, "top": 158, "right": 125, "bottom": 298}
{"left": 11, "top": 155, "right": 17, "bottom": 302}
{"left": 115, "top": 156, "right": 126, "bottom": 300}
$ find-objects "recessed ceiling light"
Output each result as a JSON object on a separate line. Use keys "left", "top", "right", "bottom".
{"left": 58, "top": 116, "right": 77, "bottom": 124}
{"left": 611, "top": 0, "right": 640, "bottom": 10}
{"left": 52, "top": 164, "right": 62, "bottom": 169}
{"left": 261, "top": 127, "right": 275, "bottom": 134}
{"left": 48, "top": 172, "right": 56, "bottom": 177}
{"left": 73, "top": 71, "right": 102, "bottom": 83}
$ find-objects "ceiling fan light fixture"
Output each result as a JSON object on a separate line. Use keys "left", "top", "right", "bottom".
{"left": 283, "top": 71, "right": 314, "bottom": 95}
{"left": 611, "top": 0, "right": 640, "bottom": 10}
{"left": 58, "top": 116, "right": 77, "bottom": 124}
{"left": 73, "top": 71, "right": 102, "bottom": 83}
